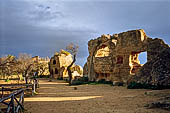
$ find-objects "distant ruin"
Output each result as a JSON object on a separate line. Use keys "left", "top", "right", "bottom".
{"left": 84, "top": 29, "right": 169, "bottom": 84}
{"left": 32, "top": 56, "right": 50, "bottom": 76}
{"left": 49, "top": 50, "right": 83, "bottom": 79}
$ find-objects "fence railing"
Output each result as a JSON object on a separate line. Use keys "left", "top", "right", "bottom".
{"left": 0, "top": 89, "right": 24, "bottom": 113}
{"left": 0, "top": 79, "right": 39, "bottom": 113}
{"left": 0, "top": 79, "right": 39, "bottom": 98}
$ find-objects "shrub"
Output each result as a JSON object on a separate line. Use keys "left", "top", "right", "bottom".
{"left": 71, "top": 80, "right": 84, "bottom": 85}
{"left": 127, "top": 82, "right": 170, "bottom": 90}
{"left": 86, "top": 79, "right": 112, "bottom": 85}
{"left": 57, "top": 77, "right": 63, "bottom": 80}
{"left": 39, "top": 75, "right": 50, "bottom": 78}
{"left": 97, "top": 79, "right": 113, "bottom": 84}
{"left": 65, "top": 77, "right": 113, "bottom": 86}
{"left": 70, "top": 77, "right": 88, "bottom": 85}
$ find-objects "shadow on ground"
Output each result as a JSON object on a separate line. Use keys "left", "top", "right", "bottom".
{"left": 24, "top": 79, "right": 170, "bottom": 113}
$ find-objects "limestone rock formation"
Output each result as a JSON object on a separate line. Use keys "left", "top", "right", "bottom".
{"left": 49, "top": 50, "right": 73, "bottom": 78}
{"left": 49, "top": 50, "right": 83, "bottom": 79}
{"left": 84, "top": 29, "right": 169, "bottom": 85}
{"left": 72, "top": 65, "right": 83, "bottom": 75}
{"left": 83, "top": 62, "right": 88, "bottom": 77}
{"left": 132, "top": 48, "right": 170, "bottom": 87}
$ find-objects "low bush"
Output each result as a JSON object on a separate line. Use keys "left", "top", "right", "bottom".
{"left": 127, "top": 82, "right": 170, "bottom": 90}
{"left": 71, "top": 80, "right": 84, "bottom": 85}
{"left": 71, "top": 78, "right": 113, "bottom": 85}
{"left": 71, "top": 77, "right": 88, "bottom": 85}
{"left": 57, "top": 77, "right": 63, "bottom": 80}
{"left": 38, "top": 75, "right": 50, "bottom": 78}
{"left": 97, "top": 79, "right": 113, "bottom": 85}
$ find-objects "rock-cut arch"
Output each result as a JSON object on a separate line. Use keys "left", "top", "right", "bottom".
{"left": 95, "top": 44, "right": 110, "bottom": 57}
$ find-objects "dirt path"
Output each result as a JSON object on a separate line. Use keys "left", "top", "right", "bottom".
{"left": 24, "top": 79, "right": 170, "bottom": 113}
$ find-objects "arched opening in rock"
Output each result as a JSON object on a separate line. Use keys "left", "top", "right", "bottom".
{"left": 129, "top": 51, "right": 147, "bottom": 74}
{"left": 53, "top": 60, "right": 56, "bottom": 64}
{"left": 138, "top": 52, "right": 147, "bottom": 64}
{"left": 95, "top": 45, "right": 110, "bottom": 57}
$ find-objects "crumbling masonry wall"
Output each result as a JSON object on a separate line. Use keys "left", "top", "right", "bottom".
{"left": 49, "top": 50, "right": 83, "bottom": 79}
{"left": 84, "top": 29, "right": 169, "bottom": 83}
{"left": 49, "top": 50, "right": 73, "bottom": 79}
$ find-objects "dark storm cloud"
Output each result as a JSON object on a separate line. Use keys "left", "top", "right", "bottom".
{"left": 27, "top": 4, "right": 65, "bottom": 23}
{"left": 0, "top": 0, "right": 170, "bottom": 66}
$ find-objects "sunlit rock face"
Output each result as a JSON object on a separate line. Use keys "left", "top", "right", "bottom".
{"left": 71, "top": 65, "right": 83, "bottom": 79}
{"left": 49, "top": 50, "right": 83, "bottom": 79}
{"left": 49, "top": 50, "right": 73, "bottom": 79}
{"left": 83, "top": 62, "right": 88, "bottom": 76}
{"left": 84, "top": 29, "right": 169, "bottom": 85}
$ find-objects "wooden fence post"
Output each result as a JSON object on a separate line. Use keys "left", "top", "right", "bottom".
{"left": 22, "top": 90, "right": 24, "bottom": 109}
{"left": 32, "top": 84, "right": 34, "bottom": 96}
{"left": 1, "top": 87, "right": 4, "bottom": 98}
{"left": 11, "top": 94, "right": 15, "bottom": 113}
{"left": 33, "top": 80, "right": 36, "bottom": 93}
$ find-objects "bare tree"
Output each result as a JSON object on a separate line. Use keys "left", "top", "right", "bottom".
{"left": 36, "top": 62, "right": 49, "bottom": 76}
{"left": 17, "top": 53, "right": 35, "bottom": 84}
{"left": 0, "top": 53, "right": 48, "bottom": 84}
{"left": 66, "top": 43, "right": 79, "bottom": 85}
{"left": 0, "top": 55, "right": 16, "bottom": 67}
{"left": 0, "top": 55, "right": 17, "bottom": 79}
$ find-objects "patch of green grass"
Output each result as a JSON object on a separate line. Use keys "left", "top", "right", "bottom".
{"left": 5, "top": 79, "right": 11, "bottom": 82}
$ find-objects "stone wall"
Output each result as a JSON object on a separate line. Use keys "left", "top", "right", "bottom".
{"left": 84, "top": 29, "right": 169, "bottom": 84}
{"left": 131, "top": 48, "right": 170, "bottom": 87}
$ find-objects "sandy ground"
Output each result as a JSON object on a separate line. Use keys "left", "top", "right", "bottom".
{"left": 24, "top": 79, "right": 170, "bottom": 113}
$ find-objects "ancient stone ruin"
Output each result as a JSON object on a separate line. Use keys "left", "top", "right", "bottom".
{"left": 32, "top": 56, "right": 50, "bottom": 76}
{"left": 132, "top": 48, "right": 170, "bottom": 87}
{"left": 49, "top": 49, "right": 83, "bottom": 79}
{"left": 84, "top": 29, "right": 169, "bottom": 85}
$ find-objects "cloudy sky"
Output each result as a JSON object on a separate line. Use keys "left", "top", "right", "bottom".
{"left": 0, "top": 0, "right": 170, "bottom": 66}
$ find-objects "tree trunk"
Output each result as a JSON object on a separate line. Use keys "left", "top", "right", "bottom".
{"left": 23, "top": 73, "right": 28, "bottom": 84}
{"left": 67, "top": 55, "right": 76, "bottom": 86}
{"left": 17, "top": 74, "right": 20, "bottom": 84}
{"left": 25, "top": 77, "right": 28, "bottom": 84}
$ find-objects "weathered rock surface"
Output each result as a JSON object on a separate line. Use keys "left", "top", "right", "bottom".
{"left": 147, "top": 100, "right": 170, "bottom": 111}
{"left": 83, "top": 62, "right": 88, "bottom": 77}
{"left": 49, "top": 50, "right": 83, "bottom": 79}
{"left": 49, "top": 50, "right": 73, "bottom": 78}
{"left": 72, "top": 65, "right": 83, "bottom": 78}
{"left": 84, "top": 29, "right": 169, "bottom": 85}
{"left": 146, "top": 94, "right": 170, "bottom": 111}
{"left": 132, "top": 48, "right": 170, "bottom": 87}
